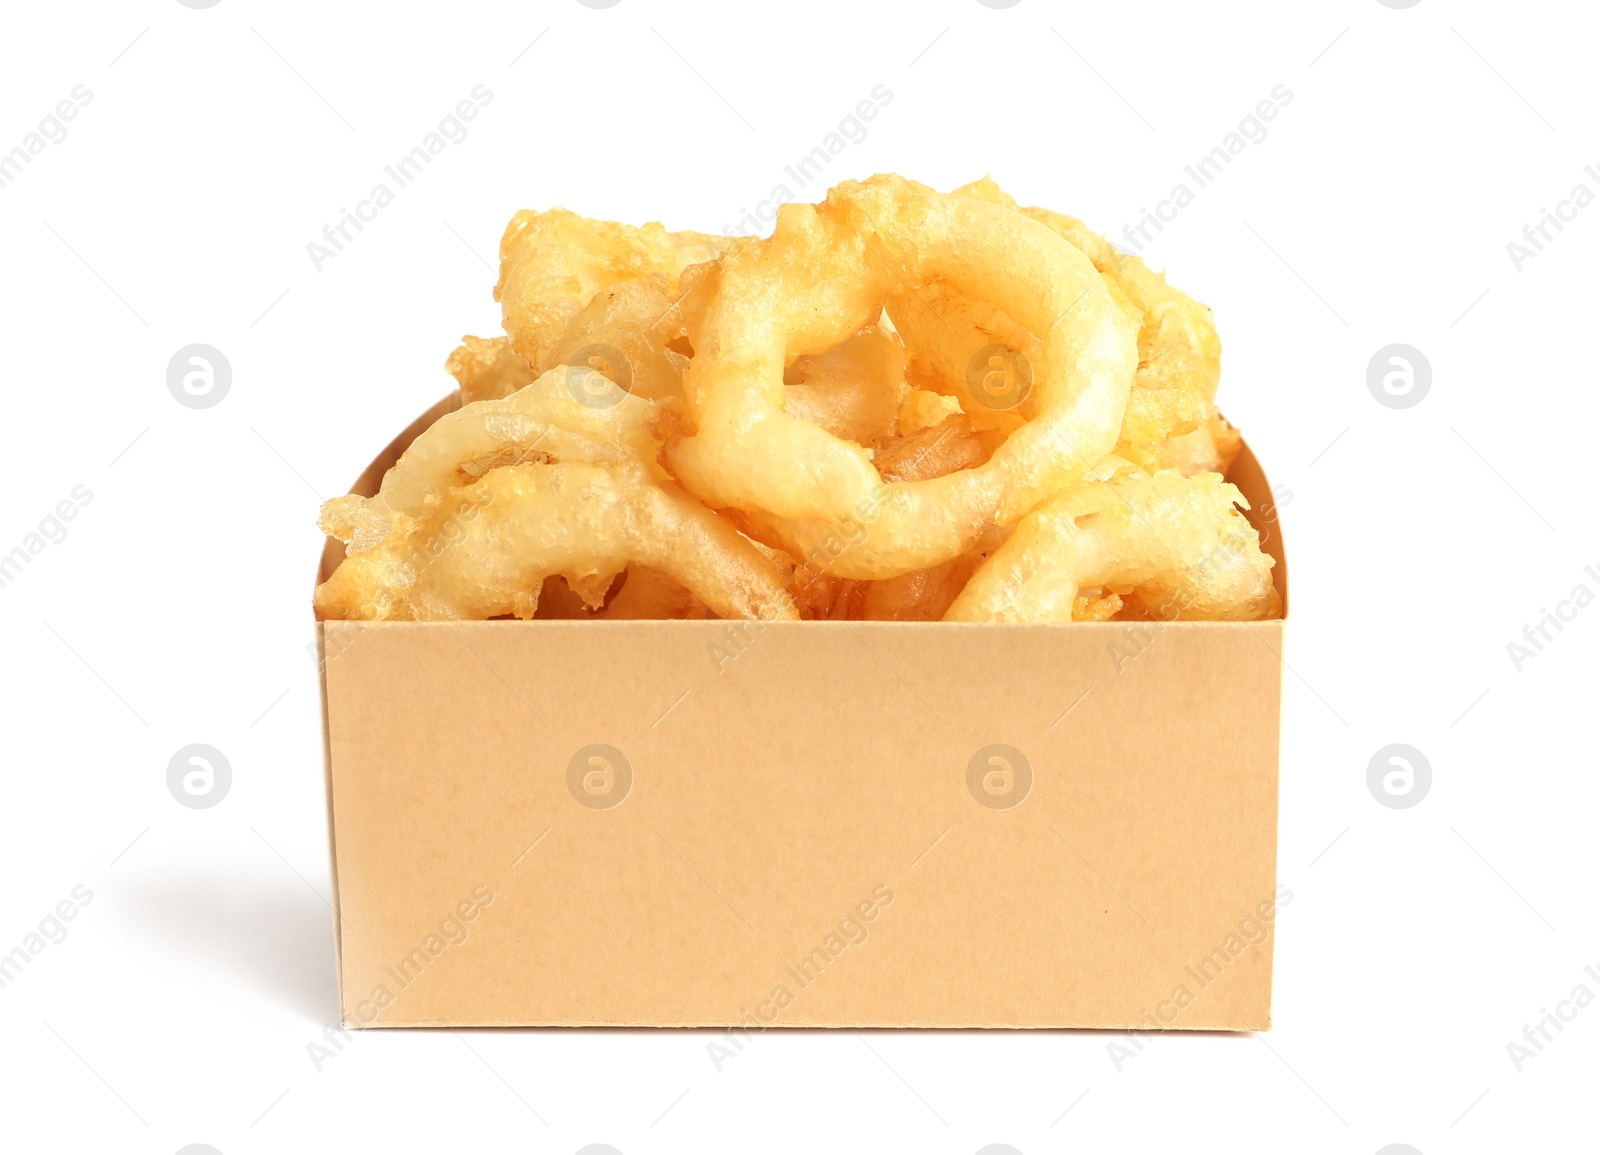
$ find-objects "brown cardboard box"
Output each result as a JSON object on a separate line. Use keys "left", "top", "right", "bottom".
{"left": 316, "top": 395, "right": 1288, "bottom": 1030}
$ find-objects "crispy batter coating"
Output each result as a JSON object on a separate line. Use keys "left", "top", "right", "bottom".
{"left": 495, "top": 207, "right": 733, "bottom": 370}
{"left": 541, "top": 275, "right": 690, "bottom": 403}
{"left": 951, "top": 178, "right": 1223, "bottom": 471}
{"left": 1137, "top": 409, "right": 1243, "bottom": 477}
{"left": 669, "top": 174, "right": 1138, "bottom": 579}
{"left": 446, "top": 334, "right": 537, "bottom": 405}
{"left": 898, "top": 388, "right": 964, "bottom": 434}
{"left": 315, "top": 462, "right": 796, "bottom": 622}
{"left": 946, "top": 462, "right": 1279, "bottom": 623}
{"left": 873, "top": 413, "right": 989, "bottom": 483}
{"left": 319, "top": 368, "right": 671, "bottom": 555}
{"left": 1115, "top": 256, "right": 1222, "bottom": 453}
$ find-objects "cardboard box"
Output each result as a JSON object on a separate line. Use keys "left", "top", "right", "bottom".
{"left": 316, "top": 395, "right": 1288, "bottom": 1030}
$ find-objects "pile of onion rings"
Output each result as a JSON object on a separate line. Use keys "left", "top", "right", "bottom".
{"left": 316, "top": 175, "right": 1279, "bottom": 625}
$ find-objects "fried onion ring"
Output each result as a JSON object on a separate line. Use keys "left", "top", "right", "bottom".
{"left": 319, "top": 368, "right": 671, "bottom": 555}
{"left": 952, "top": 177, "right": 1222, "bottom": 467}
{"left": 945, "top": 462, "right": 1280, "bottom": 623}
{"left": 495, "top": 207, "right": 735, "bottom": 370}
{"left": 669, "top": 175, "right": 1136, "bottom": 578}
{"left": 315, "top": 462, "right": 797, "bottom": 622}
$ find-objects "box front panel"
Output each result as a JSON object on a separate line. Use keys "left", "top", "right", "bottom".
{"left": 323, "top": 617, "right": 1281, "bottom": 1029}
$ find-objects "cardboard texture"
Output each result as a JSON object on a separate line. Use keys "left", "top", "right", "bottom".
{"left": 317, "top": 395, "right": 1288, "bottom": 1030}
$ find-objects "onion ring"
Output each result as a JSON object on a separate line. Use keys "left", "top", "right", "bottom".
{"left": 945, "top": 462, "right": 1279, "bottom": 623}
{"left": 319, "top": 368, "right": 671, "bottom": 554}
{"left": 951, "top": 178, "right": 1222, "bottom": 469}
{"left": 953, "top": 176, "right": 1123, "bottom": 275}
{"left": 315, "top": 461, "right": 798, "bottom": 623}
{"left": 495, "top": 207, "right": 733, "bottom": 370}
{"left": 669, "top": 174, "right": 1136, "bottom": 578}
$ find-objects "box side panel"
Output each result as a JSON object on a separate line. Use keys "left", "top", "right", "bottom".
{"left": 324, "top": 618, "right": 1282, "bottom": 1029}
{"left": 313, "top": 624, "right": 350, "bottom": 1024}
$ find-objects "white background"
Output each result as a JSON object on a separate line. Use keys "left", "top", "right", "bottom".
{"left": 1, "top": 1, "right": 1595, "bottom": 1152}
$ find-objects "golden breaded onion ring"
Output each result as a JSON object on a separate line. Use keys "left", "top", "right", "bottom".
{"left": 319, "top": 368, "right": 671, "bottom": 554}
{"left": 669, "top": 174, "right": 1137, "bottom": 578}
{"left": 952, "top": 177, "right": 1223, "bottom": 469}
{"left": 315, "top": 462, "right": 797, "bottom": 623}
{"left": 495, "top": 207, "right": 733, "bottom": 370}
{"left": 945, "top": 461, "right": 1279, "bottom": 623}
